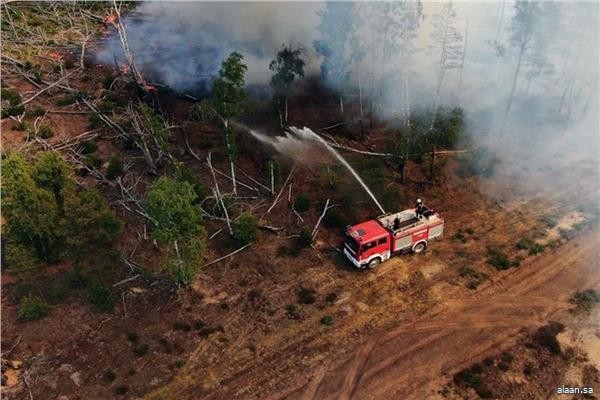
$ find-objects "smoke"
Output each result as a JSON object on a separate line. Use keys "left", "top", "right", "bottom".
{"left": 97, "top": 2, "right": 599, "bottom": 201}
{"left": 96, "top": 2, "right": 321, "bottom": 93}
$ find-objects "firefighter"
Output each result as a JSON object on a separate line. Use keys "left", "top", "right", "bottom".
{"left": 415, "top": 198, "right": 425, "bottom": 217}
{"left": 393, "top": 216, "right": 401, "bottom": 231}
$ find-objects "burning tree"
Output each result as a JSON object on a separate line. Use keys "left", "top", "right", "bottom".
{"left": 492, "top": 1, "right": 557, "bottom": 135}
{"left": 314, "top": 2, "right": 364, "bottom": 114}
{"left": 430, "top": 2, "right": 463, "bottom": 119}
{"left": 269, "top": 44, "right": 305, "bottom": 127}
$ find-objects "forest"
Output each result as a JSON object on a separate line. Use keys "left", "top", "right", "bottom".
{"left": 1, "top": 2, "right": 598, "bottom": 399}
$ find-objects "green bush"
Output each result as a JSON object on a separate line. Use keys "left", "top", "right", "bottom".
{"left": 233, "top": 214, "right": 259, "bottom": 245}
{"left": 1, "top": 88, "right": 25, "bottom": 118}
{"left": 294, "top": 193, "right": 311, "bottom": 213}
{"left": 285, "top": 304, "right": 300, "bottom": 319}
{"left": 84, "top": 154, "right": 102, "bottom": 169}
{"left": 298, "top": 287, "right": 316, "bottom": 304}
{"left": 541, "top": 214, "right": 558, "bottom": 228}
{"left": 35, "top": 124, "right": 54, "bottom": 139}
{"left": 459, "top": 267, "right": 489, "bottom": 290}
{"left": 18, "top": 295, "right": 50, "bottom": 321}
{"left": 571, "top": 289, "right": 600, "bottom": 312}
{"left": 323, "top": 207, "right": 346, "bottom": 229}
{"left": 515, "top": 238, "right": 545, "bottom": 255}
{"left": 297, "top": 227, "right": 313, "bottom": 248}
{"left": 87, "top": 282, "right": 117, "bottom": 312}
{"left": 106, "top": 156, "right": 123, "bottom": 179}
{"left": 168, "top": 163, "right": 206, "bottom": 200}
{"left": 486, "top": 248, "right": 511, "bottom": 270}
{"left": 88, "top": 112, "right": 103, "bottom": 129}
{"left": 320, "top": 315, "right": 333, "bottom": 326}
{"left": 25, "top": 106, "right": 46, "bottom": 117}
{"left": 79, "top": 139, "right": 98, "bottom": 154}
{"left": 144, "top": 176, "right": 203, "bottom": 243}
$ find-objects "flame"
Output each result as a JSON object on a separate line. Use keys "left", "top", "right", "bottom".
{"left": 48, "top": 50, "right": 63, "bottom": 60}
{"left": 144, "top": 84, "right": 157, "bottom": 92}
{"left": 104, "top": 13, "right": 118, "bottom": 25}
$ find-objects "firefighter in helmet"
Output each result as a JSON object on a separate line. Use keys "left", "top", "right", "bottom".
{"left": 415, "top": 198, "right": 425, "bottom": 217}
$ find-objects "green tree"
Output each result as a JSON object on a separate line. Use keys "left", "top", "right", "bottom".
{"left": 145, "top": 176, "right": 206, "bottom": 285}
{"left": 33, "top": 151, "right": 72, "bottom": 212}
{"left": 269, "top": 44, "right": 305, "bottom": 126}
{"left": 1, "top": 153, "right": 63, "bottom": 262}
{"left": 209, "top": 52, "right": 248, "bottom": 195}
{"left": 66, "top": 189, "right": 123, "bottom": 258}
{"left": 144, "top": 176, "right": 203, "bottom": 243}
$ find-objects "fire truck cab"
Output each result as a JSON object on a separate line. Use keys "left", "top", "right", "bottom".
{"left": 343, "top": 203, "right": 444, "bottom": 269}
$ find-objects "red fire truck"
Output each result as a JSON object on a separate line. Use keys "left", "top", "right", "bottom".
{"left": 343, "top": 201, "right": 444, "bottom": 269}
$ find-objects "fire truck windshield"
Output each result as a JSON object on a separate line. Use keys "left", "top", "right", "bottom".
{"left": 344, "top": 233, "right": 360, "bottom": 254}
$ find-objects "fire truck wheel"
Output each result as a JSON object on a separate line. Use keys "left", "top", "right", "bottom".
{"left": 367, "top": 258, "right": 381, "bottom": 269}
{"left": 413, "top": 242, "right": 427, "bottom": 253}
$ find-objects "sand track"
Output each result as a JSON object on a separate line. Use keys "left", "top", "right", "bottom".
{"left": 186, "top": 229, "right": 598, "bottom": 400}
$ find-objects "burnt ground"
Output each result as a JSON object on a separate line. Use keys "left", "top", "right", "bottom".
{"left": 2, "top": 7, "right": 600, "bottom": 400}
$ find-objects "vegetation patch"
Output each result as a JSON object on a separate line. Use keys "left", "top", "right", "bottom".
{"left": 459, "top": 267, "right": 489, "bottom": 290}
{"left": 515, "top": 238, "right": 545, "bottom": 255}
{"left": 570, "top": 289, "right": 600, "bottom": 313}
{"left": 232, "top": 213, "right": 259, "bottom": 245}
{"left": 298, "top": 287, "right": 317, "bottom": 304}
{"left": 18, "top": 295, "right": 50, "bottom": 321}
{"left": 533, "top": 321, "right": 565, "bottom": 355}
{"left": 320, "top": 315, "right": 333, "bottom": 326}
{"left": 293, "top": 193, "right": 311, "bottom": 213}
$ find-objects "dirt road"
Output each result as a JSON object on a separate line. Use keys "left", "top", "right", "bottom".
{"left": 176, "top": 228, "right": 598, "bottom": 400}
{"left": 281, "top": 229, "right": 599, "bottom": 400}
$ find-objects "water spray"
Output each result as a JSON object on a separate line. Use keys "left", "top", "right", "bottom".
{"left": 232, "top": 121, "right": 386, "bottom": 215}
{"left": 288, "top": 127, "right": 386, "bottom": 215}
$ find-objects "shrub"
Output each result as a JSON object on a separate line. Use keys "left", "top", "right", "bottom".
{"left": 12, "top": 121, "right": 28, "bottom": 131}
{"left": 297, "top": 227, "right": 313, "bottom": 248}
{"left": 497, "top": 362, "right": 510, "bottom": 372}
{"left": 132, "top": 343, "right": 149, "bottom": 357}
{"left": 106, "top": 156, "right": 123, "bottom": 179}
{"left": 193, "top": 319, "right": 206, "bottom": 330}
{"left": 145, "top": 176, "right": 203, "bottom": 243}
{"left": 285, "top": 304, "right": 299, "bottom": 319}
{"left": 102, "top": 370, "right": 116, "bottom": 382}
{"left": 294, "top": 193, "right": 311, "bottom": 213}
{"left": 87, "top": 282, "right": 117, "bottom": 312}
{"left": 571, "top": 289, "right": 600, "bottom": 313}
{"left": 168, "top": 163, "right": 206, "bottom": 200}
{"left": 325, "top": 292, "right": 338, "bottom": 303}
{"left": 515, "top": 238, "right": 545, "bottom": 255}
{"left": 1, "top": 88, "right": 25, "bottom": 118}
{"left": 233, "top": 213, "right": 259, "bottom": 245}
{"left": 323, "top": 208, "right": 345, "bottom": 228}
{"left": 18, "top": 295, "right": 49, "bottom": 321}
{"left": 533, "top": 322, "right": 565, "bottom": 355}
{"left": 486, "top": 248, "right": 511, "bottom": 270}
{"left": 298, "top": 287, "right": 316, "bottom": 304}
{"left": 320, "top": 315, "right": 333, "bottom": 326}
{"left": 541, "top": 214, "right": 558, "bottom": 228}
{"left": 85, "top": 154, "right": 102, "bottom": 169}
{"left": 25, "top": 106, "right": 46, "bottom": 117}
{"left": 88, "top": 112, "right": 102, "bottom": 129}
{"left": 460, "top": 267, "right": 489, "bottom": 290}
{"left": 127, "top": 332, "right": 139, "bottom": 342}
{"left": 67, "top": 267, "right": 88, "bottom": 289}
{"left": 79, "top": 139, "right": 98, "bottom": 154}
{"left": 48, "top": 281, "right": 69, "bottom": 304}
{"left": 173, "top": 322, "right": 191, "bottom": 332}
{"left": 37, "top": 124, "right": 54, "bottom": 139}
{"left": 114, "top": 386, "right": 128, "bottom": 395}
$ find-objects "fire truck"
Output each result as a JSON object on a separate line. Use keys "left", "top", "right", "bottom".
{"left": 343, "top": 201, "right": 444, "bottom": 269}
